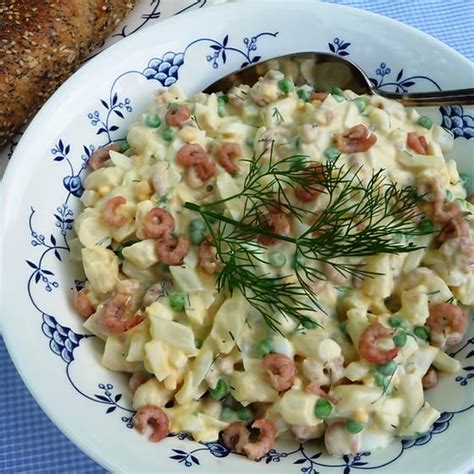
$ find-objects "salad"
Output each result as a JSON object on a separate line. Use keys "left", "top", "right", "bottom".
{"left": 71, "top": 70, "right": 473, "bottom": 460}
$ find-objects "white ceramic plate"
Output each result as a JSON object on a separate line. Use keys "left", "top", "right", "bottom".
{"left": 1, "top": 1, "right": 473, "bottom": 472}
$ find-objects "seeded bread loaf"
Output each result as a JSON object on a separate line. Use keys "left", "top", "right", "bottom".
{"left": 0, "top": 0, "right": 136, "bottom": 147}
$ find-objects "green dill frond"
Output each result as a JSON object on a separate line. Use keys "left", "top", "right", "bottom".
{"left": 183, "top": 147, "right": 434, "bottom": 333}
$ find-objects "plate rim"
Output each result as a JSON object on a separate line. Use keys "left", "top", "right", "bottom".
{"left": 0, "top": 1, "right": 473, "bottom": 471}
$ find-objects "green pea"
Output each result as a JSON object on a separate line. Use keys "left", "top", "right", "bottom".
{"left": 333, "top": 94, "right": 346, "bottom": 103}
{"left": 417, "top": 218, "right": 435, "bottom": 233}
{"left": 297, "top": 89, "right": 311, "bottom": 102}
{"left": 245, "top": 136, "right": 255, "bottom": 148}
{"left": 159, "top": 263, "right": 170, "bottom": 273}
{"left": 190, "top": 230, "right": 204, "bottom": 245}
{"left": 417, "top": 116, "right": 433, "bottom": 130}
{"left": 374, "top": 372, "right": 388, "bottom": 389}
{"left": 393, "top": 330, "right": 407, "bottom": 348}
{"left": 376, "top": 361, "right": 397, "bottom": 376}
{"left": 346, "top": 418, "right": 365, "bottom": 434}
{"left": 301, "top": 318, "right": 318, "bottom": 330}
{"left": 330, "top": 86, "right": 343, "bottom": 96}
{"left": 209, "top": 378, "right": 229, "bottom": 401}
{"left": 237, "top": 407, "right": 254, "bottom": 423}
{"left": 392, "top": 331, "right": 407, "bottom": 348}
{"left": 169, "top": 292, "right": 186, "bottom": 311}
{"left": 393, "top": 233, "right": 405, "bottom": 244}
{"left": 339, "top": 320, "right": 348, "bottom": 335}
{"left": 459, "top": 172, "right": 471, "bottom": 190}
{"left": 414, "top": 325, "right": 430, "bottom": 341}
{"left": 189, "top": 218, "right": 208, "bottom": 245}
{"left": 161, "top": 127, "right": 174, "bottom": 142}
{"left": 189, "top": 218, "right": 206, "bottom": 232}
{"left": 220, "top": 406, "right": 238, "bottom": 422}
{"left": 268, "top": 252, "right": 287, "bottom": 268}
{"left": 217, "top": 95, "right": 229, "bottom": 117}
{"left": 314, "top": 398, "right": 333, "bottom": 419}
{"left": 145, "top": 113, "right": 161, "bottom": 128}
{"left": 292, "top": 252, "right": 305, "bottom": 269}
{"left": 388, "top": 316, "right": 408, "bottom": 329}
{"left": 257, "top": 337, "right": 273, "bottom": 357}
{"left": 353, "top": 97, "right": 369, "bottom": 113}
{"left": 278, "top": 76, "right": 294, "bottom": 94}
{"left": 324, "top": 147, "right": 341, "bottom": 161}
{"left": 119, "top": 140, "right": 130, "bottom": 153}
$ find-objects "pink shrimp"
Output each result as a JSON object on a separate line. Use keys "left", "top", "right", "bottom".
{"left": 358, "top": 322, "right": 398, "bottom": 364}
{"left": 294, "top": 162, "right": 325, "bottom": 203}
{"left": 306, "top": 381, "right": 339, "bottom": 405}
{"left": 133, "top": 405, "right": 170, "bottom": 442}
{"left": 431, "top": 200, "right": 461, "bottom": 225}
{"left": 334, "top": 125, "right": 377, "bottom": 153}
{"left": 177, "top": 143, "right": 208, "bottom": 167}
{"left": 426, "top": 303, "right": 468, "bottom": 346}
{"left": 103, "top": 293, "right": 144, "bottom": 333}
{"left": 165, "top": 105, "right": 191, "bottom": 127}
{"left": 222, "top": 422, "right": 251, "bottom": 453}
{"left": 216, "top": 142, "right": 241, "bottom": 174}
{"left": 436, "top": 214, "right": 470, "bottom": 245}
{"left": 229, "top": 93, "right": 245, "bottom": 110}
{"left": 422, "top": 367, "right": 438, "bottom": 390}
{"left": 102, "top": 196, "right": 131, "bottom": 228}
{"left": 73, "top": 290, "right": 94, "bottom": 318}
{"left": 155, "top": 235, "right": 189, "bottom": 266}
{"left": 242, "top": 419, "right": 276, "bottom": 461}
{"left": 258, "top": 207, "right": 291, "bottom": 246}
{"left": 439, "top": 237, "right": 474, "bottom": 268}
{"left": 262, "top": 353, "right": 296, "bottom": 392}
{"left": 142, "top": 208, "right": 175, "bottom": 240}
{"left": 129, "top": 371, "right": 150, "bottom": 393}
{"left": 143, "top": 281, "right": 169, "bottom": 307}
{"left": 310, "top": 92, "right": 329, "bottom": 101}
{"left": 324, "top": 421, "right": 361, "bottom": 456}
{"left": 407, "top": 132, "right": 428, "bottom": 155}
{"left": 88, "top": 144, "right": 119, "bottom": 170}
{"left": 198, "top": 238, "right": 221, "bottom": 274}
{"left": 177, "top": 143, "right": 216, "bottom": 181}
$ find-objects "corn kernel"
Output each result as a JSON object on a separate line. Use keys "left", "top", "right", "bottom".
{"left": 164, "top": 371, "right": 178, "bottom": 391}
{"left": 98, "top": 185, "right": 110, "bottom": 196}
{"left": 178, "top": 126, "right": 197, "bottom": 143}
{"left": 352, "top": 409, "right": 369, "bottom": 423}
{"left": 135, "top": 180, "right": 152, "bottom": 201}
{"left": 362, "top": 376, "right": 375, "bottom": 386}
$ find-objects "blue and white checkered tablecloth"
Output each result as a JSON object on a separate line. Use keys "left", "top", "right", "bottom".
{"left": 0, "top": 1, "right": 472, "bottom": 472}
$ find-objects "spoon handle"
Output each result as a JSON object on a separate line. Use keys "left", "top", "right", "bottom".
{"left": 376, "top": 88, "right": 474, "bottom": 106}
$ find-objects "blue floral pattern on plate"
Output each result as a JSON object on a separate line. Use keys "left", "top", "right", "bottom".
{"left": 327, "top": 39, "right": 472, "bottom": 140}
{"left": 24, "top": 30, "right": 474, "bottom": 472}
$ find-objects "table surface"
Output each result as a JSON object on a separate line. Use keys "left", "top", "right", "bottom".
{"left": 0, "top": 0, "right": 473, "bottom": 472}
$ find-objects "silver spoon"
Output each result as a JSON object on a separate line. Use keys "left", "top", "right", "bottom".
{"left": 204, "top": 52, "right": 474, "bottom": 106}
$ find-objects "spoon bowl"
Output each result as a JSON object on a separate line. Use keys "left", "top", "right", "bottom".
{"left": 204, "top": 51, "right": 474, "bottom": 106}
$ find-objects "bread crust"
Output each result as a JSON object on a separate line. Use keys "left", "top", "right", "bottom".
{"left": 0, "top": 0, "right": 136, "bottom": 146}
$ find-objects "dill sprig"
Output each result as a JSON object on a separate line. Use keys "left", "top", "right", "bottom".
{"left": 272, "top": 107, "right": 284, "bottom": 123}
{"left": 183, "top": 147, "right": 434, "bottom": 333}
